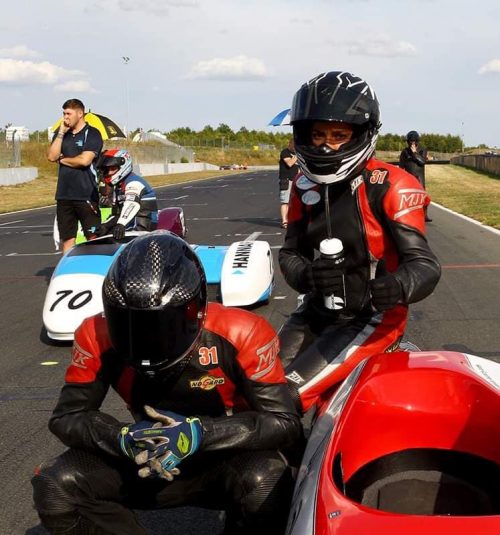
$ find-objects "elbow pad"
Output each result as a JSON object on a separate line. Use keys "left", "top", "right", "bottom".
{"left": 117, "top": 197, "right": 141, "bottom": 227}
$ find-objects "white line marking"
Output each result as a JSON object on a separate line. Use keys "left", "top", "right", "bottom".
{"left": 190, "top": 217, "right": 229, "bottom": 221}
{"left": 273, "top": 296, "right": 287, "bottom": 300}
{"left": 183, "top": 184, "right": 228, "bottom": 189}
{"left": 244, "top": 232, "right": 262, "bottom": 241}
{"left": 0, "top": 219, "right": 24, "bottom": 226}
{"left": 0, "top": 225, "right": 52, "bottom": 229}
{"left": 432, "top": 202, "right": 500, "bottom": 236}
{"left": 4, "top": 252, "right": 61, "bottom": 257}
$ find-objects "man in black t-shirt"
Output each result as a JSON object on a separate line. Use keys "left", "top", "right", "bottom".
{"left": 278, "top": 138, "right": 298, "bottom": 228}
{"left": 48, "top": 99, "right": 103, "bottom": 252}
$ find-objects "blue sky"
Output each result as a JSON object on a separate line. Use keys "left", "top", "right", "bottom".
{"left": 0, "top": 0, "right": 499, "bottom": 146}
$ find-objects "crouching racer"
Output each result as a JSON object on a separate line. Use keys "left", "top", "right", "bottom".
{"left": 96, "top": 148, "right": 158, "bottom": 239}
{"left": 32, "top": 231, "right": 302, "bottom": 535}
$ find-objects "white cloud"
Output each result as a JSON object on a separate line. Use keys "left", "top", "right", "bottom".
{"left": 340, "top": 37, "right": 417, "bottom": 57}
{"left": 478, "top": 59, "right": 500, "bottom": 74}
{"left": 0, "top": 45, "right": 41, "bottom": 59}
{"left": 0, "top": 59, "right": 85, "bottom": 84}
{"left": 118, "top": 0, "right": 198, "bottom": 16}
{"left": 185, "top": 55, "right": 270, "bottom": 80}
{"left": 0, "top": 59, "right": 96, "bottom": 92}
{"left": 54, "top": 80, "right": 98, "bottom": 93}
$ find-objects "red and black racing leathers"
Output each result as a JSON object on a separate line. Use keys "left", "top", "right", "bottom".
{"left": 279, "top": 158, "right": 441, "bottom": 413}
{"left": 32, "top": 303, "right": 302, "bottom": 535}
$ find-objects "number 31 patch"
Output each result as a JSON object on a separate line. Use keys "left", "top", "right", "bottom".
{"left": 198, "top": 346, "right": 219, "bottom": 366}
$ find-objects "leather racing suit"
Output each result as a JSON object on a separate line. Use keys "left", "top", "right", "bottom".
{"left": 279, "top": 158, "right": 441, "bottom": 413}
{"left": 399, "top": 146, "right": 428, "bottom": 187}
{"left": 32, "top": 303, "right": 302, "bottom": 535}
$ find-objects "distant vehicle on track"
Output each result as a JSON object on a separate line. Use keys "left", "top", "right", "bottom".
{"left": 219, "top": 163, "right": 248, "bottom": 170}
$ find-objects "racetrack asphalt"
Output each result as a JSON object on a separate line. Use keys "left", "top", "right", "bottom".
{"left": 0, "top": 170, "right": 499, "bottom": 534}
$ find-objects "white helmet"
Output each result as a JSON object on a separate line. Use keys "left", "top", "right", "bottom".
{"left": 98, "top": 148, "right": 133, "bottom": 185}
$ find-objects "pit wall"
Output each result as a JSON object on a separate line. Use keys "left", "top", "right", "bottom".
{"left": 0, "top": 162, "right": 220, "bottom": 186}
{"left": 451, "top": 154, "right": 500, "bottom": 176}
{"left": 0, "top": 167, "right": 38, "bottom": 186}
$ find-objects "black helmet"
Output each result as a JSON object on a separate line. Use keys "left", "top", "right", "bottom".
{"left": 290, "top": 71, "right": 381, "bottom": 184}
{"left": 406, "top": 130, "right": 420, "bottom": 143}
{"left": 102, "top": 231, "right": 207, "bottom": 375}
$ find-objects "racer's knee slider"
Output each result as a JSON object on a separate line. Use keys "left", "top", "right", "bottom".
{"left": 32, "top": 457, "right": 83, "bottom": 516}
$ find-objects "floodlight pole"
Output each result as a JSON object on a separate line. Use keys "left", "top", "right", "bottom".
{"left": 122, "top": 56, "right": 130, "bottom": 138}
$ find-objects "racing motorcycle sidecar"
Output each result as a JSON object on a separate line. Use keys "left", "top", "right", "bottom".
{"left": 194, "top": 239, "right": 274, "bottom": 307}
{"left": 286, "top": 350, "right": 500, "bottom": 535}
{"left": 43, "top": 211, "right": 273, "bottom": 341}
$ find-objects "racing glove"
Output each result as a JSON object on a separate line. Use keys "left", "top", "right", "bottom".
{"left": 112, "top": 223, "right": 126, "bottom": 240}
{"left": 95, "top": 216, "right": 119, "bottom": 237}
{"left": 119, "top": 406, "right": 203, "bottom": 477}
{"left": 370, "top": 274, "right": 403, "bottom": 312}
{"left": 119, "top": 418, "right": 180, "bottom": 481}
{"left": 302, "top": 258, "right": 344, "bottom": 295}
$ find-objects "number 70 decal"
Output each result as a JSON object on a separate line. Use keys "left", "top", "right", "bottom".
{"left": 50, "top": 290, "right": 93, "bottom": 311}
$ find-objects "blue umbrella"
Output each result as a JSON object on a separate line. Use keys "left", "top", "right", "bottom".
{"left": 268, "top": 108, "right": 291, "bottom": 126}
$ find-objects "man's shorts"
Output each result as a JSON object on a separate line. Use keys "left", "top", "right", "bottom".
{"left": 279, "top": 182, "right": 291, "bottom": 204}
{"left": 56, "top": 200, "right": 101, "bottom": 242}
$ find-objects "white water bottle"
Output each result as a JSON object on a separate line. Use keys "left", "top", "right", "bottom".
{"left": 319, "top": 238, "right": 345, "bottom": 310}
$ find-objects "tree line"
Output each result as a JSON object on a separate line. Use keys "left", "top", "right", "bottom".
{"left": 160, "top": 124, "right": 465, "bottom": 153}
{"left": 0, "top": 124, "right": 466, "bottom": 153}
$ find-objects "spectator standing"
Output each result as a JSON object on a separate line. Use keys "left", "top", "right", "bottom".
{"left": 399, "top": 130, "right": 432, "bottom": 221}
{"left": 48, "top": 99, "right": 103, "bottom": 252}
{"left": 278, "top": 138, "right": 299, "bottom": 228}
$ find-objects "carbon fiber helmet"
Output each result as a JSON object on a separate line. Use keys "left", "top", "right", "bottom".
{"left": 291, "top": 71, "right": 381, "bottom": 184}
{"left": 406, "top": 130, "right": 420, "bottom": 143}
{"left": 97, "top": 148, "right": 133, "bottom": 185}
{"left": 102, "top": 231, "right": 207, "bottom": 375}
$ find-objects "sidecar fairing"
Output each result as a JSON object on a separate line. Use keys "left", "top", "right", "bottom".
{"left": 193, "top": 240, "right": 274, "bottom": 307}
{"left": 287, "top": 351, "right": 500, "bottom": 535}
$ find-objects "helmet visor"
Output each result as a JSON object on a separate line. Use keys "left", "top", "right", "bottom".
{"left": 104, "top": 299, "right": 204, "bottom": 370}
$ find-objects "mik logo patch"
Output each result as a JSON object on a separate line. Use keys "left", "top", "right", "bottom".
{"left": 394, "top": 189, "right": 427, "bottom": 219}
{"left": 251, "top": 336, "right": 279, "bottom": 380}
{"left": 71, "top": 342, "right": 93, "bottom": 369}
